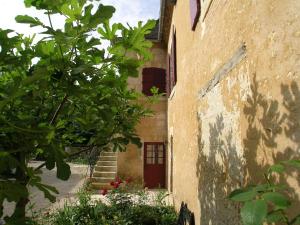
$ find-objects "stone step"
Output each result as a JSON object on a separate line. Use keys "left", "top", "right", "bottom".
{"left": 101, "top": 152, "right": 117, "bottom": 157}
{"left": 97, "top": 161, "right": 117, "bottom": 166}
{"left": 99, "top": 156, "right": 117, "bottom": 161}
{"left": 92, "top": 177, "right": 114, "bottom": 183}
{"left": 93, "top": 171, "right": 116, "bottom": 178}
{"left": 90, "top": 182, "right": 114, "bottom": 190}
{"left": 94, "top": 166, "right": 117, "bottom": 172}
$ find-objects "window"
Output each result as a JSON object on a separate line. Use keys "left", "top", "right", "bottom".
{"left": 190, "top": 0, "right": 214, "bottom": 30}
{"left": 144, "top": 143, "right": 165, "bottom": 165}
{"left": 190, "top": 0, "right": 201, "bottom": 30}
{"left": 166, "top": 30, "right": 177, "bottom": 97}
{"left": 142, "top": 67, "right": 166, "bottom": 96}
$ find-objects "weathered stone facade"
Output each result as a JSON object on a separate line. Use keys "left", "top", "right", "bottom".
{"left": 117, "top": 43, "right": 168, "bottom": 182}
{"left": 164, "top": 0, "right": 300, "bottom": 224}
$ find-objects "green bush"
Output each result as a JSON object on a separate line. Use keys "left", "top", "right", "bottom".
{"left": 41, "top": 190, "right": 177, "bottom": 225}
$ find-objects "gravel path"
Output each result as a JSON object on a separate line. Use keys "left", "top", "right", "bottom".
{"left": 3, "top": 161, "right": 88, "bottom": 218}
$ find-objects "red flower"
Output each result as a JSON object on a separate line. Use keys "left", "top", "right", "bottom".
{"left": 110, "top": 181, "right": 115, "bottom": 186}
{"left": 113, "top": 182, "right": 120, "bottom": 189}
{"left": 100, "top": 189, "right": 108, "bottom": 195}
{"left": 125, "top": 177, "right": 133, "bottom": 184}
{"left": 115, "top": 176, "right": 123, "bottom": 184}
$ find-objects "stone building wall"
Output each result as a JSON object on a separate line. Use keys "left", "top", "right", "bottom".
{"left": 166, "top": 0, "right": 300, "bottom": 224}
{"left": 117, "top": 43, "right": 168, "bottom": 182}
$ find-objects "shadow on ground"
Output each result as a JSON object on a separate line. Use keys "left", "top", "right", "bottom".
{"left": 3, "top": 162, "right": 88, "bottom": 217}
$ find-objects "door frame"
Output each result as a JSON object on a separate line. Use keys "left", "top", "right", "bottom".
{"left": 143, "top": 142, "right": 166, "bottom": 188}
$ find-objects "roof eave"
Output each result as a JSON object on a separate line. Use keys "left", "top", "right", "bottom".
{"left": 158, "top": 0, "right": 166, "bottom": 42}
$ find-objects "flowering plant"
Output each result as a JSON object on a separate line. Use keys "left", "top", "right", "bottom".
{"left": 110, "top": 176, "right": 123, "bottom": 189}
{"left": 100, "top": 176, "right": 133, "bottom": 196}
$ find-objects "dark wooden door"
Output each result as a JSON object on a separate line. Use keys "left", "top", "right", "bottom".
{"left": 144, "top": 142, "right": 166, "bottom": 188}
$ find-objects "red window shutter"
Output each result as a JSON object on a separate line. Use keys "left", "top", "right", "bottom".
{"left": 190, "top": 0, "right": 201, "bottom": 30}
{"left": 172, "top": 32, "right": 177, "bottom": 85}
{"left": 166, "top": 55, "right": 171, "bottom": 97}
{"left": 170, "top": 31, "right": 177, "bottom": 92}
{"left": 142, "top": 68, "right": 166, "bottom": 96}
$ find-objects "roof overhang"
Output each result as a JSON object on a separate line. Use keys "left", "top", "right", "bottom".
{"left": 158, "top": 0, "right": 175, "bottom": 44}
{"left": 158, "top": 0, "right": 166, "bottom": 42}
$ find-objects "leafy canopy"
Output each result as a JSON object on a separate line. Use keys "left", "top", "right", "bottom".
{"left": 0, "top": 0, "right": 156, "bottom": 222}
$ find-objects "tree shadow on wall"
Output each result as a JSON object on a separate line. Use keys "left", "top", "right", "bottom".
{"left": 196, "top": 115, "right": 242, "bottom": 225}
{"left": 243, "top": 75, "right": 300, "bottom": 217}
{"left": 243, "top": 74, "right": 285, "bottom": 182}
{"left": 196, "top": 75, "right": 300, "bottom": 225}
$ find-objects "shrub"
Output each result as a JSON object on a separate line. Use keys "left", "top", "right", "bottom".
{"left": 41, "top": 189, "right": 177, "bottom": 225}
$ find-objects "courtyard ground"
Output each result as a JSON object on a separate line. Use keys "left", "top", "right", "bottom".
{"left": 3, "top": 161, "right": 88, "bottom": 218}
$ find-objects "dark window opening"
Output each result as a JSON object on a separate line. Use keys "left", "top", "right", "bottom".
{"left": 142, "top": 67, "right": 166, "bottom": 96}
{"left": 167, "top": 30, "right": 177, "bottom": 97}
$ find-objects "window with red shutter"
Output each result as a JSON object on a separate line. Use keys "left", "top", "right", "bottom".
{"left": 190, "top": 0, "right": 201, "bottom": 30}
{"left": 142, "top": 68, "right": 166, "bottom": 96}
{"left": 171, "top": 32, "right": 177, "bottom": 86}
{"left": 167, "top": 30, "right": 177, "bottom": 97}
{"left": 166, "top": 55, "right": 171, "bottom": 96}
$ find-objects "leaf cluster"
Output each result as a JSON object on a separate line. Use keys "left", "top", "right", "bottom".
{"left": 229, "top": 160, "right": 300, "bottom": 225}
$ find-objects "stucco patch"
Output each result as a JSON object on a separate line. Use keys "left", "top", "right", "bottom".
{"left": 238, "top": 64, "right": 252, "bottom": 101}
{"left": 198, "top": 84, "right": 243, "bottom": 162}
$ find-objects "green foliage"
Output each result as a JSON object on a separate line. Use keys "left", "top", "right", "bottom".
{"left": 0, "top": 0, "right": 156, "bottom": 223}
{"left": 229, "top": 159, "right": 300, "bottom": 225}
{"left": 41, "top": 190, "right": 177, "bottom": 225}
{"left": 240, "top": 200, "right": 267, "bottom": 225}
{"left": 15, "top": 15, "right": 43, "bottom": 27}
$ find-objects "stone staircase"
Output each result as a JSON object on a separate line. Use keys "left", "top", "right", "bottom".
{"left": 90, "top": 151, "right": 117, "bottom": 190}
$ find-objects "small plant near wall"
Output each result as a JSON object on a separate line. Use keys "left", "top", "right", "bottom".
{"left": 229, "top": 159, "right": 300, "bottom": 225}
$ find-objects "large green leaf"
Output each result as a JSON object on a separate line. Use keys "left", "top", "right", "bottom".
{"left": 35, "top": 41, "right": 55, "bottom": 56}
{"left": 241, "top": 200, "right": 267, "bottom": 225}
{"left": 262, "top": 192, "right": 291, "bottom": 210}
{"left": 88, "top": 4, "right": 115, "bottom": 28}
{"left": 266, "top": 211, "right": 286, "bottom": 223}
{"left": 284, "top": 160, "right": 300, "bottom": 168}
{"left": 45, "top": 152, "right": 55, "bottom": 170}
{"left": 15, "top": 15, "right": 43, "bottom": 27}
{"left": 34, "top": 182, "right": 59, "bottom": 203}
{"left": 268, "top": 164, "right": 285, "bottom": 174}
{"left": 229, "top": 188, "right": 257, "bottom": 202}
{"left": 28, "top": 172, "right": 59, "bottom": 203}
{"left": 56, "top": 160, "right": 71, "bottom": 181}
{"left": 60, "top": 0, "right": 83, "bottom": 22}
{"left": 130, "top": 136, "right": 142, "bottom": 148}
{"left": 24, "top": 0, "right": 66, "bottom": 11}
{"left": 0, "top": 181, "right": 28, "bottom": 202}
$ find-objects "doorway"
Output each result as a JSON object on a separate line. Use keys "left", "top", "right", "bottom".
{"left": 144, "top": 142, "right": 166, "bottom": 188}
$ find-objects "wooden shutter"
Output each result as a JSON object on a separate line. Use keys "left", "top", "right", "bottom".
{"left": 190, "top": 0, "right": 201, "bottom": 30}
{"left": 166, "top": 55, "right": 171, "bottom": 97}
{"left": 170, "top": 31, "right": 177, "bottom": 91}
{"left": 142, "top": 68, "right": 166, "bottom": 96}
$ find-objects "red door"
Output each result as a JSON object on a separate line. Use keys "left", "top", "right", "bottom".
{"left": 144, "top": 142, "right": 166, "bottom": 188}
